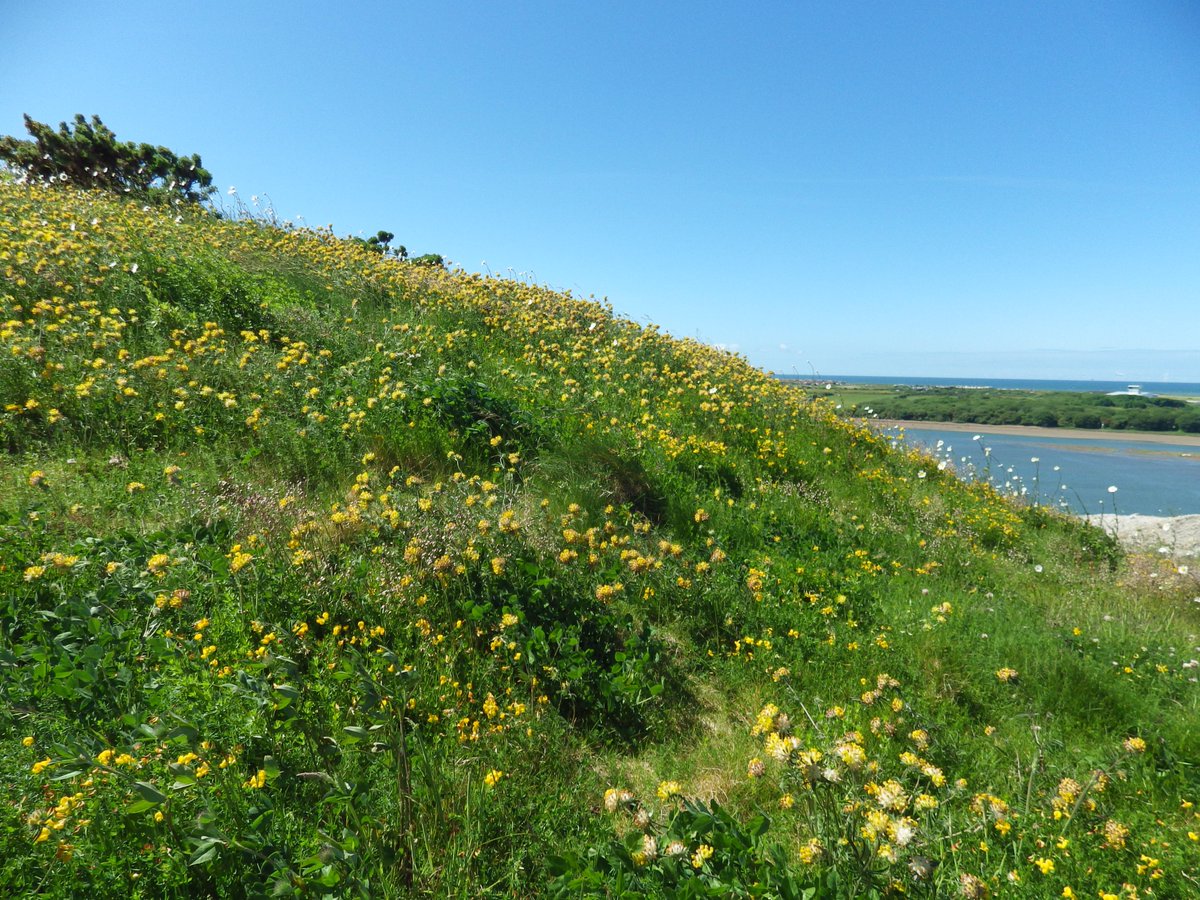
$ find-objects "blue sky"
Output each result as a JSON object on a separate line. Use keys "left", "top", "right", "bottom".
{"left": 3, "top": 1, "right": 1198, "bottom": 380}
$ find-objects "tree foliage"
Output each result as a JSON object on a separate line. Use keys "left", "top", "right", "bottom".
{"left": 859, "top": 386, "right": 1200, "bottom": 433}
{"left": 0, "top": 113, "right": 214, "bottom": 203}
{"left": 353, "top": 229, "right": 408, "bottom": 258}
{"left": 352, "top": 229, "right": 441, "bottom": 264}
{"left": 368, "top": 230, "right": 406, "bottom": 257}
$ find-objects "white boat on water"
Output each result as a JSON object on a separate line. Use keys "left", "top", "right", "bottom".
{"left": 1106, "top": 384, "right": 1158, "bottom": 398}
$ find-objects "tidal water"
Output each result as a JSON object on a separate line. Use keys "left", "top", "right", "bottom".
{"left": 888, "top": 426, "right": 1200, "bottom": 516}
{"left": 786, "top": 375, "right": 1200, "bottom": 396}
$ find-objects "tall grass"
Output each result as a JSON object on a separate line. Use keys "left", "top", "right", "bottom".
{"left": 1, "top": 182, "right": 1197, "bottom": 897}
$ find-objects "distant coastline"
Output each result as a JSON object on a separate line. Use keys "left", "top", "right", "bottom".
{"left": 778, "top": 374, "right": 1200, "bottom": 396}
{"left": 785, "top": 375, "right": 1200, "bottom": 437}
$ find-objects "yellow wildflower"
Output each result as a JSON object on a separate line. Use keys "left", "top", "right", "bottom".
{"left": 657, "top": 780, "right": 682, "bottom": 801}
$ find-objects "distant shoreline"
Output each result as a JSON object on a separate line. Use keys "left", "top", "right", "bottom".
{"left": 780, "top": 375, "right": 1200, "bottom": 397}
{"left": 870, "top": 418, "right": 1200, "bottom": 448}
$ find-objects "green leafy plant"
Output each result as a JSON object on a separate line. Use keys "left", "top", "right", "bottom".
{"left": 549, "top": 797, "right": 822, "bottom": 898}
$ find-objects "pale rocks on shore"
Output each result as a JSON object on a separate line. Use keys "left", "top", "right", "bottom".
{"left": 1083, "top": 514, "right": 1200, "bottom": 559}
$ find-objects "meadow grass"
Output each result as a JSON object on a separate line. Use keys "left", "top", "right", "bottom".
{"left": 1, "top": 182, "right": 1197, "bottom": 897}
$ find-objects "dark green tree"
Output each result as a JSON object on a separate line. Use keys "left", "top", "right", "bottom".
{"left": 353, "top": 230, "right": 410, "bottom": 258}
{"left": 366, "top": 230, "right": 392, "bottom": 251}
{"left": 0, "top": 113, "right": 214, "bottom": 203}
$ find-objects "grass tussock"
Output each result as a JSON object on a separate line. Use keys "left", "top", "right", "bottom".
{"left": 1, "top": 181, "right": 1198, "bottom": 898}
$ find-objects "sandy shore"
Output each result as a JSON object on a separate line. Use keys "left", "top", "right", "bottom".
{"left": 1086, "top": 514, "right": 1200, "bottom": 559}
{"left": 872, "top": 419, "right": 1200, "bottom": 447}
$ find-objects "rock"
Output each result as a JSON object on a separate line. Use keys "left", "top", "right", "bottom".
{"left": 1084, "top": 514, "right": 1200, "bottom": 559}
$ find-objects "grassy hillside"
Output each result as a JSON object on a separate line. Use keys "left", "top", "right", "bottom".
{"left": 1, "top": 182, "right": 1197, "bottom": 898}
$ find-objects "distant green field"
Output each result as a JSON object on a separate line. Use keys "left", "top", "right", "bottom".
{"left": 791, "top": 383, "right": 1200, "bottom": 434}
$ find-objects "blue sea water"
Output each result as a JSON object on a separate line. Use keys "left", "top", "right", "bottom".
{"left": 770, "top": 373, "right": 1200, "bottom": 514}
{"left": 783, "top": 374, "right": 1200, "bottom": 396}
{"left": 886, "top": 426, "right": 1200, "bottom": 516}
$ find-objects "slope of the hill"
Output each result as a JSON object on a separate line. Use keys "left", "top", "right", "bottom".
{"left": 1, "top": 183, "right": 1197, "bottom": 898}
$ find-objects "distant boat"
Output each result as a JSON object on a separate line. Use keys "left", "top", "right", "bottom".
{"left": 1106, "top": 384, "right": 1157, "bottom": 398}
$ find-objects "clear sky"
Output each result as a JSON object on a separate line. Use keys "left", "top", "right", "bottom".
{"left": 3, "top": 1, "right": 1198, "bottom": 381}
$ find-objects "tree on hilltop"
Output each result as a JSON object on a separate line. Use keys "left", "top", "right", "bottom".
{"left": 351, "top": 229, "right": 444, "bottom": 264}
{"left": 355, "top": 230, "right": 408, "bottom": 258}
{"left": 0, "top": 113, "right": 214, "bottom": 203}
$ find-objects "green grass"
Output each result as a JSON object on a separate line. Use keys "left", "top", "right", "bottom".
{"left": 1, "top": 182, "right": 1198, "bottom": 897}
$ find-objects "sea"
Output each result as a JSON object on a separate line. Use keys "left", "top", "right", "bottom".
{"left": 776, "top": 375, "right": 1200, "bottom": 515}
{"left": 786, "top": 375, "right": 1200, "bottom": 396}
{"left": 884, "top": 426, "right": 1199, "bottom": 517}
